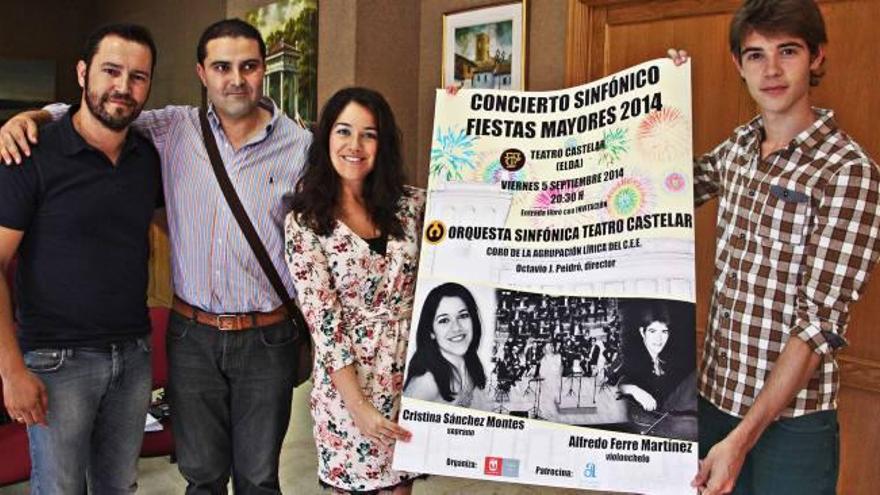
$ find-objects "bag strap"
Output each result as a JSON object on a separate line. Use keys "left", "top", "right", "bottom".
{"left": 198, "top": 108, "right": 307, "bottom": 337}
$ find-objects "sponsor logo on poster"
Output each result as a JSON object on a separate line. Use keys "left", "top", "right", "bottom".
{"left": 424, "top": 220, "right": 446, "bottom": 244}
{"left": 484, "top": 456, "right": 503, "bottom": 476}
{"left": 484, "top": 456, "right": 521, "bottom": 477}
{"left": 501, "top": 458, "right": 520, "bottom": 478}
{"left": 584, "top": 462, "right": 597, "bottom": 479}
{"left": 500, "top": 148, "right": 526, "bottom": 171}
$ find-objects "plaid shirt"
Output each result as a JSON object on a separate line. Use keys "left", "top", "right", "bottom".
{"left": 695, "top": 108, "right": 880, "bottom": 418}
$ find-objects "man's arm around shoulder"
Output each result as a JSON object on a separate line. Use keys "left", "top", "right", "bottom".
{"left": 1, "top": 103, "right": 191, "bottom": 167}
{"left": 0, "top": 110, "right": 52, "bottom": 165}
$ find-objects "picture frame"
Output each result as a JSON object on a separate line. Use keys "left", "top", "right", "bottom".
{"left": 442, "top": 1, "right": 527, "bottom": 91}
{"left": 245, "top": 0, "right": 318, "bottom": 125}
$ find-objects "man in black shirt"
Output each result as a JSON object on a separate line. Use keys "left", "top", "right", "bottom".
{"left": 0, "top": 24, "right": 161, "bottom": 493}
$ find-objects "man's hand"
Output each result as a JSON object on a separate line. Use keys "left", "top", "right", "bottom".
{"left": 632, "top": 387, "right": 658, "bottom": 411}
{"left": 692, "top": 435, "right": 747, "bottom": 495}
{"left": 0, "top": 114, "right": 40, "bottom": 165}
{"left": 2, "top": 367, "right": 48, "bottom": 426}
{"left": 619, "top": 383, "right": 658, "bottom": 411}
{"left": 667, "top": 48, "right": 690, "bottom": 67}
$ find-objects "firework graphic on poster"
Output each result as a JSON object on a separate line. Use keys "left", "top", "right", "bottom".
{"left": 604, "top": 177, "right": 655, "bottom": 219}
{"left": 664, "top": 171, "right": 688, "bottom": 194}
{"left": 637, "top": 107, "right": 690, "bottom": 163}
{"left": 430, "top": 127, "right": 478, "bottom": 181}
{"left": 600, "top": 127, "right": 629, "bottom": 166}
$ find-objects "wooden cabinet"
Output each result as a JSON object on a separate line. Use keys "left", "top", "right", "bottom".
{"left": 566, "top": 1, "right": 880, "bottom": 493}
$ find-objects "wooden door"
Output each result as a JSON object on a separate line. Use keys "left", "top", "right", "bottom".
{"left": 566, "top": 1, "right": 880, "bottom": 493}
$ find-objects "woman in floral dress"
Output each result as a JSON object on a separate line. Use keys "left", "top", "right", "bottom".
{"left": 284, "top": 87, "right": 424, "bottom": 494}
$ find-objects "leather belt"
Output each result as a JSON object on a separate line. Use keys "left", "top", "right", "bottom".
{"left": 172, "top": 296, "right": 288, "bottom": 331}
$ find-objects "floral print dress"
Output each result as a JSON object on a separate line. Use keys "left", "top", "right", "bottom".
{"left": 284, "top": 186, "right": 425, "bottom": 492}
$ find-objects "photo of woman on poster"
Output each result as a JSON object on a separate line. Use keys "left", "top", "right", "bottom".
{"left": 404, "top": 282, "right": 487, "bottom": 407}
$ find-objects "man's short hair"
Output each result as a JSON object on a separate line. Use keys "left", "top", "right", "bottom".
{"left": 196, "top": 19, "right": 266, "bottom": 64}
{"left": 729, "top": 0, "right": 828, "bottom": 86}
{"left": 82, "top": 23, "right": 157, "bottom": 73}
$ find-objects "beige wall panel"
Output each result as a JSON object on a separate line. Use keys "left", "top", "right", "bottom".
{"left": 316, "top": 0, "right": 357, "bottom": 104}
{"left": 354, "top": 1, "right": 421, "bottom": 178}
{"left": 811, "top": 2, "right": 880, "bottom": 160}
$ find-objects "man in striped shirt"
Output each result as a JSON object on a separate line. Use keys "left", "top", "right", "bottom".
{"left": 671, "top": 1, "right": 880, "bottom": 494}
{"left": 1, "top": 19, "right": 311, "bottom": 495}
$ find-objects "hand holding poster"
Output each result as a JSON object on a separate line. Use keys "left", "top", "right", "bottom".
{"left": 393, "top": 58, "right": 696, "bottom": 494}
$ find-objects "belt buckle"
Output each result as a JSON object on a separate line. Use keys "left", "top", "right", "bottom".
{"left": 216, "top": 314, "right": 238, "bottom": 331}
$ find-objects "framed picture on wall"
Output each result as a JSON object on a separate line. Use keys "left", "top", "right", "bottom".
{"left": 245, "top": 0, "right": 318, "bottom": 127}
{"left": 442, "top": 1, "right": 527, "bottom": 91}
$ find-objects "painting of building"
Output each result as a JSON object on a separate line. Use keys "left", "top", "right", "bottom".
{"left": 454, "top": 23, "right": 513, "bottom": 89}
{"left": 245, "top": 0, "right": 317, "bottom": 125}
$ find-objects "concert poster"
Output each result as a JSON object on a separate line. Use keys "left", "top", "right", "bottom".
{"left": 392, "top": 59, "right": 697, "bottom": 494}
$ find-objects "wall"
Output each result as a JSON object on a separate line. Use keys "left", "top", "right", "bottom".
{"left": 229, "top": 0, "right": 423, "bottom": 177}
{"left": 1, "top": 0, "right": 568, "bottom": 304}
{"left": 567, "top": 1, "right": 880, "bottom": 493}
{"left": 90, "top": 0, "right": 227, "bottom": 108}
{"left": 1, "top": 1, "right": 95, "bottom": 104}
{"left": 353, "top": 1, "right": 422, "bottom": 176}
{"left": 1, "top": 1, "right": 225, "bottom": 109}
{"left": 234, "top": 0, "right": 568, "bottom": 185}
{"left": 3, "top": 0, "right": 567, "bottom": 184}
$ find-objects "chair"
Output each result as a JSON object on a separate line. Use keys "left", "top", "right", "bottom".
{"left": 0, "top": 258, "right": 30, "bottom": 487}
{"left": 1, "top": 260, "right": 174, "bottom": 487}
{"left": 0, "top": 380, "right": 32, "bottom": 487}
{"left": 139, "top": 306, "right": 175, "bottom": 458}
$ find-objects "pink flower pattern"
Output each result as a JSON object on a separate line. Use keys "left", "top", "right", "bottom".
{"left": 284, "top": 187, "right": 425, "bottom": 491}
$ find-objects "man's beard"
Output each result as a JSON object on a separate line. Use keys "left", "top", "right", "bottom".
{"left": 84, "top": 78, "right": 143, "bottom": 131}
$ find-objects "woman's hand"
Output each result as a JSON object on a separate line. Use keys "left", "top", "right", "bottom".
{"left": 330, "top": 365, "right": 412, "bottom": 445}
{"left": 350, "top": 399, "right": 412, "bottom": 445}
{"left": 445, "top": 84, "right": 462, "bottom": 96}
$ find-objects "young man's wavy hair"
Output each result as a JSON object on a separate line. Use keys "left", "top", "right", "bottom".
{"left": 291, "top": 87, "right": 406, "bottom": 238}
{"left": 729, "top": 0, "right": 828, "bottom": 86}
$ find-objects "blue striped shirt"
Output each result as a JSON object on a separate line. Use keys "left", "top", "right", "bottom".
{"left": 46, "top": 102, "right": 311, "bottom": 313}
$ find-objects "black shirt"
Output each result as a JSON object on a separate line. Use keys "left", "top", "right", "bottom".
{"left": 363, "top": 235, "right": 388, "bottom": 256}
{"left": 0, "top": 106, "right": 162, "bottom": 351}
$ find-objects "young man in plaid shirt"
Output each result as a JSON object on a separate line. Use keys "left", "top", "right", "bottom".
{"left": 671, "top": 1, "right": 880, "bottom": 493}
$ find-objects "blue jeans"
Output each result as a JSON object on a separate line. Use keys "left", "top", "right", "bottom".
{"left": 699, "top": 396, "right": 839, "bottom": 494}
{"left": 167, "top": 311, "right": 298, "bottom": 495}
{"left": 25, "top": 338, "right": 152, "bottom": 495}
